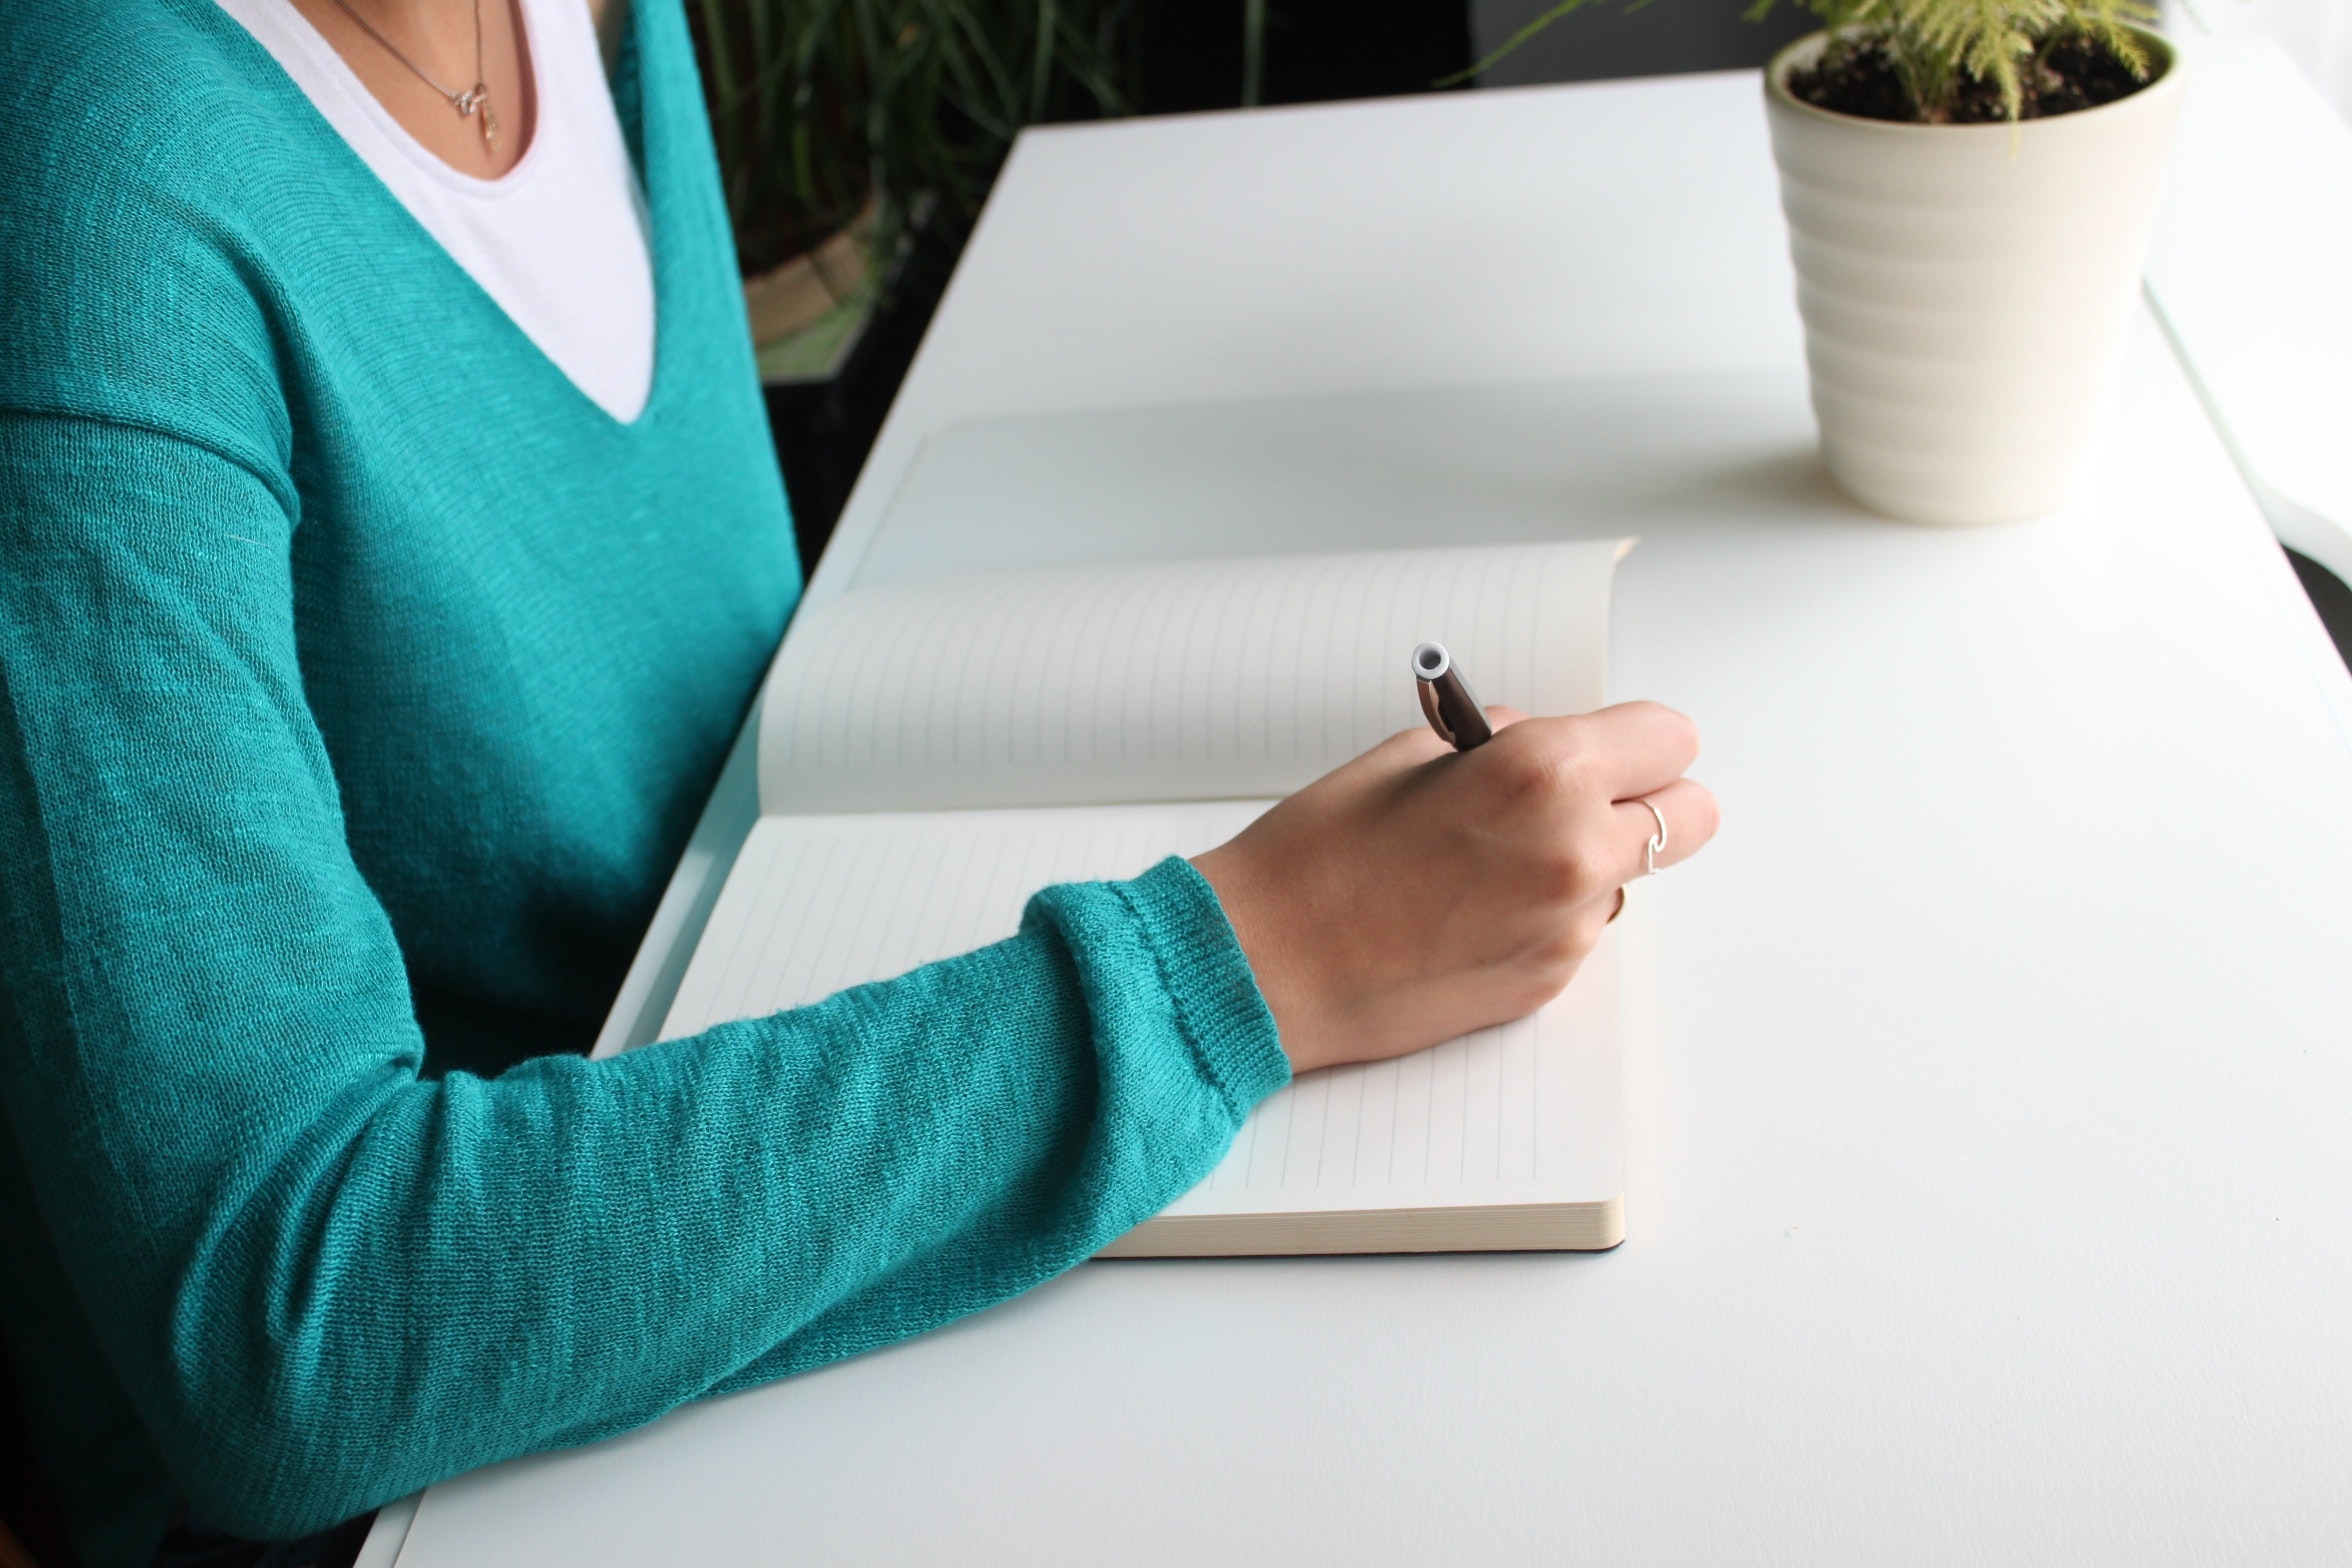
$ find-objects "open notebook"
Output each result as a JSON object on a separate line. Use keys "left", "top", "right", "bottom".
{"left": 660, "top": 538, "right": 1633, "bottom": 1254}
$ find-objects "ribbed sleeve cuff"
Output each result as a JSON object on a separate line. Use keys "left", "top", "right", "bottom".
{"left": 1112, "top": 856, "right": 1292, "bottom": 1120}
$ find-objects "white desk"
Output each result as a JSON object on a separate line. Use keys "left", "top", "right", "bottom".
{"left": 373, "top": 71, "right": 2352, "bottom": 1566}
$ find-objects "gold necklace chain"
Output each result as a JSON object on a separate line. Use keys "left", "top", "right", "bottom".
{"left": 321, "top": 0, "right": 501, "bottom": 153}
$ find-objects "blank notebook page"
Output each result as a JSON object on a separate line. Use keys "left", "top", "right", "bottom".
{"left": 757, "top": 539, "right": 1626, "bottom": 815}
{"left": 662, "top": 802, "right": 1622, "bottom": 1219}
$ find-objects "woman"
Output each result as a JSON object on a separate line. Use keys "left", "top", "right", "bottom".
{"left": 0, "top": 2, "right": 1719, "bottom": 1564}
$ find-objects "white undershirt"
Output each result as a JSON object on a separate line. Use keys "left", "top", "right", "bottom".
{"left": 213, "top": 0, "right": 658, "bottom": 423}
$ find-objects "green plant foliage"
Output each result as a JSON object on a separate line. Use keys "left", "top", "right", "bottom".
{"left": 692, "top": 0, "right": 1146, "bottom": 275}
{"left": 1450, "top": 0, "right": 2157, "bottom": 121}
{"left": 1759, "top": 0, "right": 2155, "bottom": 120}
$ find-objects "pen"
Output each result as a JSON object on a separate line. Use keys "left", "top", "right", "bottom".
{"left": 1411, "top": 641, "right": 1492, "bottom": 751}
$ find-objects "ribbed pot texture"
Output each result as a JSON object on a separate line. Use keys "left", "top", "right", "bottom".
{"left": 1764, "top": 30, "right": 2186, "bottom": 525}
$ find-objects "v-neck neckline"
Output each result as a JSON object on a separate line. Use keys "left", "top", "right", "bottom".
{"left": 260, "top": 0, "right": 553, "bottom": 194}
{"left": 198, "top": 0, "right": 673, "bottom": 433}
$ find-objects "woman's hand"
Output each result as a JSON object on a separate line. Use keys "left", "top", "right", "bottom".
{"left": 1192, "top": 702, "right": 1717, "bottom": 1074}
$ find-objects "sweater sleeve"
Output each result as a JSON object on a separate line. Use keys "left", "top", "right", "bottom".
{"left": 0, "top": 411, "right": 1290, "bottom": 1540}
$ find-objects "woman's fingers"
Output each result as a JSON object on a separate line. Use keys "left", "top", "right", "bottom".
{"left": 1605, "top": 776, "right": 1719, "bottom": 884}
{"left": 1580, "top": 701, "right": 1702, "bottom": 798}
{"left": 1489, "top": 701, "right": 1700, "bottom": 804}
{"left": 1379, "top": 699, "right": 1711, "bottom": 899}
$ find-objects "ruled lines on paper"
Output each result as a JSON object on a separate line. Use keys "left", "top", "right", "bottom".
{"left": 1197, "top": 1013, "right": 1542, "bottom": 1197}
{"left": 662, "top": 802, "right": 1556, "bottom": 1200}
{"left": 756, "top": 540, "right": 1624, "bottom": 815}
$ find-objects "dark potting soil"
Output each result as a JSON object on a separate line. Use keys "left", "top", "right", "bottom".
{"left": 1789, "top": 32, "right": 2151, "bottom": 124}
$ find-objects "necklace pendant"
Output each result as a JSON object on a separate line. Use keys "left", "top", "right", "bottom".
{"left": 450, "top": 82, "right": 497, "bottom": 156}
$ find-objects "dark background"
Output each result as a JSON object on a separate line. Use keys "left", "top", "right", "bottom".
{"left": 2292, "top": 551, "right": 2352, "bottom": 657}
{"left": 1471, "top": 0, "right": 1815, "bottom": 88}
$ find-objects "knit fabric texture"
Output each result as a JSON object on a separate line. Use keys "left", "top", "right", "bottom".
{"left": 0, "top": 3, "right": 1291, "bottom": 1564}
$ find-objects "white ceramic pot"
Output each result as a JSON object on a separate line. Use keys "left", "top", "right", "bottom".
{"left": 1764, "top": 30, "right": 2187, "bottom": 525}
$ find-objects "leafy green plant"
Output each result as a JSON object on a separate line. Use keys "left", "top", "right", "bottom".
{"left": 692, "top": 0, "right": 1148, "bottom": 277}
{"left": 1454, "top": 0, "right": 2158, "bottom": 123}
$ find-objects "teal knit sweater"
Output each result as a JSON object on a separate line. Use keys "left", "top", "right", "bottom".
{"left": 0, "top": 4, "right": 1288, "bottom": 1564}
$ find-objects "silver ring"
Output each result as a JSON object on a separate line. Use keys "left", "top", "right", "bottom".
{"left": 1641, "top": 798, "right": 1668, "bottom": 876}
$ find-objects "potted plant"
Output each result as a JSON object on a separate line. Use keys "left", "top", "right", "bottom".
{"left": 1466, "top": 0, "right": 2185, "bottom": 525}
{"left": 1762, "top": 2, "right": 2186, "bottom": 524}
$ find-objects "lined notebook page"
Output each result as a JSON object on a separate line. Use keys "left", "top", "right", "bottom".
{"left": 662, "top": 804, "right": 1621, "bottom": 1217}
{"left": 756, "top": 540, "right": 1628, "bottom": 815}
